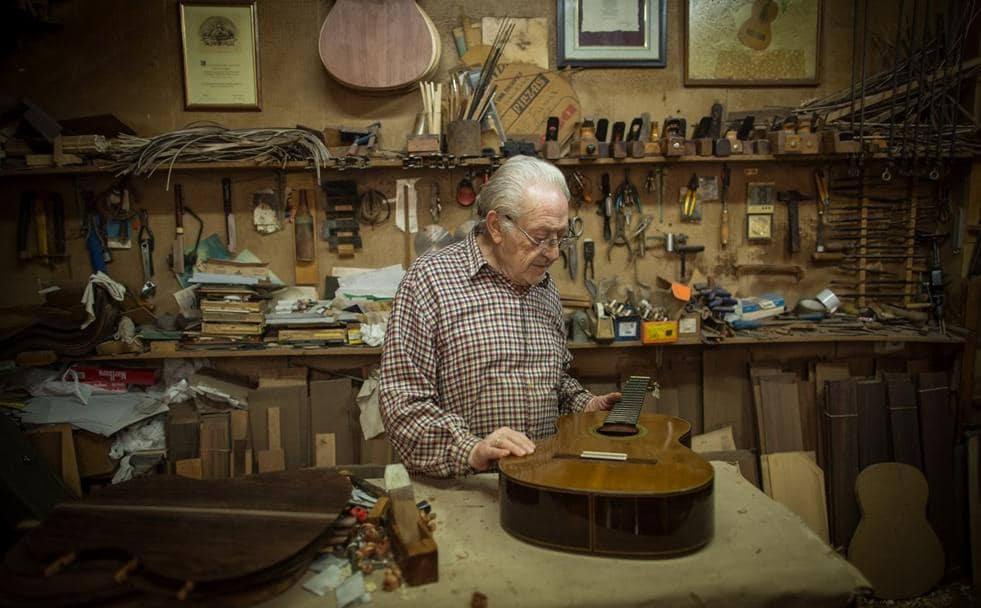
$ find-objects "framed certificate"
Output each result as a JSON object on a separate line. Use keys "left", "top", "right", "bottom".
{"left": 179, "top": 0, "right": 261, "bottom": 110}
{"left": 557, "top": 0, "right": 667, "bottom": 68}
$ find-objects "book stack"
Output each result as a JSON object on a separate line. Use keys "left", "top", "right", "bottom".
{"left": 198, "top": 286, "right": 267, "bottom": 338}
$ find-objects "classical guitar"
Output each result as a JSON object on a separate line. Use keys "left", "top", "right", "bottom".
{"left": 498, "top": 376, "right": 714, "bottom": 557}
{"left": 737, "top": 0, "right": 779, "bottom": 51}
{"left": 318, "top": 0, "right": 440, "bottom": 93}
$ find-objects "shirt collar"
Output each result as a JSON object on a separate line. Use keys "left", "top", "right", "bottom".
{"left": 464, "top": 230, "right": 551, "bottom": 289}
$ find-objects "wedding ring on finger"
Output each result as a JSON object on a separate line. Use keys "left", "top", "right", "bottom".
{"left": 492, "top": 437, "right": 503, "bottom": 448}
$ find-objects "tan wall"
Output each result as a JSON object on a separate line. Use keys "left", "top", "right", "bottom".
{"left": 0, "top": 0, "right": 929, "bottom": 312}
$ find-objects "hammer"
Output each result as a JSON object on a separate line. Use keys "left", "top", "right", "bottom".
{"left": 776, "top": 190, "right": 808, "bottom": 254}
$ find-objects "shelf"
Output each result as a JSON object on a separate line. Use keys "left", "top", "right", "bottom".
{"left": 74, "top": 331, "right": 963, "bottom": 361}
{"left": 3, "top": 151, "right": 968, "bottom": 179}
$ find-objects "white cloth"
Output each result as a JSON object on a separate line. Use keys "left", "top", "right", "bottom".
{"left": 80, "top": 271, "right": 127, "bottom": 329}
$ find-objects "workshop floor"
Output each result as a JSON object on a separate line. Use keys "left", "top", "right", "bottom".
{"left": 855, "top": 581, "right": 975, "bottom": 607}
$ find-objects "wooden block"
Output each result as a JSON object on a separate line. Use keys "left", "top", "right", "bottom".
{"left": 230, "top": 409, "right": 249, "bottom": 477}
{"left": 385, "top": 463, "right": 421, "bottom": 545}
{"left": 175, "top": 458, "right": 203, "bottom": 480}
{"left": 257, "top": 449, "right": 285, "bottom": 473}
{"left": 390, "top": 511, "right": 438, "bottom": 586}
{"left": 267, "top": 407, "right": 281, "bottom": 451}
{"left": 749, "top": 365, "right": 783, "bottom": 454}
{"left": 762, "top": 451, "right": 829, "bottom": 543}
{"left": 692, "top": 426, "right": 735, "bottom": 453}
{"left": 199, "top": 412, "right": 230, "bottom": 480}
{"left": 166, "top": 402, "right": 200, "bottom": 462}
{"left": 149, "top": 340, "right": 179, "bottom": 354}
{"left": 26, "top": 424, "right": 81, "bottom": 497}
{"left": 367, "top": 495, "right": 390, "bottom": 525}
{"left": 315, "top": 433, "right": 337, "bottom": 468}
{"left": 73, "top": 430, "right": 115, "bottom": 478}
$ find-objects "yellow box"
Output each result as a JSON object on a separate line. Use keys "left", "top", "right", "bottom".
{"left": 642, "top": 320, "right": 678, "bottom": 344}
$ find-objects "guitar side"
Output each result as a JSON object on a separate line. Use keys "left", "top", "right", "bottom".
{"left": 498, "top": 412, "right": 715, "bottom": 557}
{"left": 737, "top": 0, "right": 779, "bottom": 51}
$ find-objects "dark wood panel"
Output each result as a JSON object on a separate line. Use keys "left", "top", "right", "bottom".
{"left": 884, "top": 373, "right": 923, "bottom": 470}
{"left": 759, "top": 374, "right": 803, "bottom": 453}
{"left": 918, "top": 371, "right": 957, "bottom": 568}
{"left": 855, "top": 380, "right": 890, "bottom": 469}
{"left": 825, "top": 378, "right": 860, "bottom": 549}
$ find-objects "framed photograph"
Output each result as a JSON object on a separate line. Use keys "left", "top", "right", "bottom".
{"left": 685, "top": 0, "right": 822, "bottom": 86}
{"left": 179, "top": 0, "right": 261, "bottom": 110}
{"left": 557, "top": 0, "right": 667, "bottom": 68}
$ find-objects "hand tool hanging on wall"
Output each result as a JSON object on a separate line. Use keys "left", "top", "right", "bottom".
{"left": 322, "top": 180, "right": 362, "bottom": 257}
{"left": 681, "top": 174, "right": 699, "bottom": 222}
{"left": 720, "top": 165, "right": 731, "bottom": 248}
{"left": 615, "top": 170, "right": 641, "bottom": 227}
{"left": 222, "top": 177, "right": 237, "bottom": 253}
{"left": 172, "top": 184, "right": 186, "bottom": 274}
{"left": 813, "top": 169, "right": 831, "bottom": 252}
{"left": 80, "top": 190, "right": 110, "bottom": 272}
{"left": 429, "top": 182, "right": 441, "bottom": 222}
{"left": 600, "top": 173, "right": 612, "bottom": 242}
{"left": 777, "top": 190, "right": 807, "bottom": 253}
{"left": 17, "top": 190, "right": 67, "bottom": 264}
{"left": 582, "top": 239, "right": 595, "bottom": 282}
{"left": 456, "top": 171, "right": 476, "bottom": 207}
{"left": 137, "top": 208, "right": 155, "bottom": 299}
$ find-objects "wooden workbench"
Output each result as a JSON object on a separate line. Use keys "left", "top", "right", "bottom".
{"left": 264, "top": 462, "right": 871, "bottom": 607}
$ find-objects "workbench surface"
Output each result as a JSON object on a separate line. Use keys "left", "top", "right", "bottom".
{"left": 265, "top": 462, "right": 871, "bottom": 607}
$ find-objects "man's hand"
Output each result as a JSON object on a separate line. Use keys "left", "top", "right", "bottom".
{"left": 584, "top": 391, "right": 622, "bottom": 412}
{"left": 467, "top": 426, "right": 536, "bottom": 472}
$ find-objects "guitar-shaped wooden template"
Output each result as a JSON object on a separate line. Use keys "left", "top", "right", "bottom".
{"left": 847, "top": 462, "right": 945, "bottom": 600}
{"left": 498, "top": 376, "right": 715, "bottom": 557}
{"left": 738, "top": 0, "right": 779, "bottom": 51}
{"left": 318, "top": 0, "right": 440, "bottom": 93}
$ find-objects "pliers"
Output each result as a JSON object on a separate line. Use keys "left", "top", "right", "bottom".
{"left": 682, "top": 173, "right": 699, "bottom": 220}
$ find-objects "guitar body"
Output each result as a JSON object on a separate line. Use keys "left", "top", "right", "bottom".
{"left": 737, "top": 0, "right": 779, "bottom": 51}
{"left": 499, "top": 410, "right": 714, "bottom": 557}
{"left": 848, "top": 462, "right": 944, "bottom": 600}
{"left": 318, "top": 0, "right": 440, "bottom": 93}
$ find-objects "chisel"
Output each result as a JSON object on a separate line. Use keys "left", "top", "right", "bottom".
{"left": 173, "top": 184, "right": 185, "bottom": 274}
{"left": 222, "top": 177, "right": 237, "bottom": 253}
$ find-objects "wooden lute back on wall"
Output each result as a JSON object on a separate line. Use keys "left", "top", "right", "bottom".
{"left": 498, "top": 376, "right": 715, "bottom": 557}
{"left": 318, "top": 0, "right": 440, "bottom": 93}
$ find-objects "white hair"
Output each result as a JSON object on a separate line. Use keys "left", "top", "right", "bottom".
{"left": 475, "top": 155, "right": 570, "bottom": 223}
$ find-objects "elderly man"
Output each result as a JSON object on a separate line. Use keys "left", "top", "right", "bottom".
{"left": 379, "top": 155, "right": 621, "bottom": 478}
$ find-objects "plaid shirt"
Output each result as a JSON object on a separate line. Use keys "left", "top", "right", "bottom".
{"left": 379, "top": 231, "right": 592, "bottom": 477}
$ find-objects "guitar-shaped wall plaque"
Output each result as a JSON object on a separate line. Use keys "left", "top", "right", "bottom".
{"left": 318, "top": 0, "right": 440, "bottom": 93}
{"left": 498, "top": 376, "right": 715, "bottom": 557}
{"left": 737, "top": 0, "right": 779, "bottom": 51}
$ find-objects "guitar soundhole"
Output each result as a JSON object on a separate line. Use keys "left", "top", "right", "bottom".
{"left": 597, "top": 422, "right": 639, "bottom": 437}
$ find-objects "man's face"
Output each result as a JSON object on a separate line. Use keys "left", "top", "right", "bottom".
{"left": 495, "top": 183, "right": 569, "bottom": 286}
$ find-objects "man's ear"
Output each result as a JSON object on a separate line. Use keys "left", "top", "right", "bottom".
{"left": 484, "top": 210, "right": 506, "bottom": 244}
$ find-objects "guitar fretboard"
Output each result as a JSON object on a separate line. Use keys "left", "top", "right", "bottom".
{"left": 603, "top": 375, "right": 651, "bottom": 427}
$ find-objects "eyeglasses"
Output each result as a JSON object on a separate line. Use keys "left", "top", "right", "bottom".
{"left": 502, "top": 215, "right": 576, "bottom": 251}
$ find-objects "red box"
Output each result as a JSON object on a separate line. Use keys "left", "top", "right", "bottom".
{"left": 71, "top": 365, "right": 159, "bottom": 386}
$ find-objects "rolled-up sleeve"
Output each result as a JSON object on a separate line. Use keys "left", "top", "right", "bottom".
{"left": 379, "top": 271, "right": 478, "bottom": 478}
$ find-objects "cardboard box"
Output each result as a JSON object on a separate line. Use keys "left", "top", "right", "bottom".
{"left": 72, "top": 365, "right": 158, "bottom": 386}
{"left": 614, "top": 316, "right": 642, "bottom": 342}
{"left": 642, "top": 320, "right": 679, "bottom": 344}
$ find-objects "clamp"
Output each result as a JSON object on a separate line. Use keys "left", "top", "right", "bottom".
{"left": 682, "top": 173, "right": 699, "bottom": 221}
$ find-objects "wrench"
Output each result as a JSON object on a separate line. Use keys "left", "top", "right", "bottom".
{"left": 138, "top": 209, "right": 156, "bottom": 298}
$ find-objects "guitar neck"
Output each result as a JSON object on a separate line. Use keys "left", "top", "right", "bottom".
{"left": 603, "top": 375, "right": 651, "bottom": 426}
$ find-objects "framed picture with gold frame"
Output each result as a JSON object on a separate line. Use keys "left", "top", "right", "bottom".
{"left": 684, "top": 0, "right": 822, "bottom": 86}
{"left": 179, "top": 0, "right": 261, "bottom": 111}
